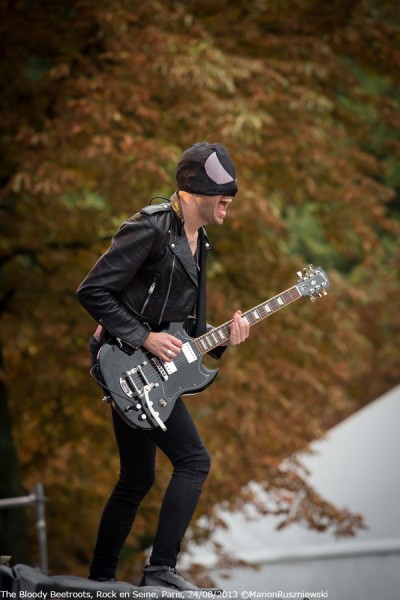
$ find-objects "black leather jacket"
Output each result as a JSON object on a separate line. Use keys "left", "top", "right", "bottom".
{"left": 77, "top": 195, "right": 213, "bottom": 352}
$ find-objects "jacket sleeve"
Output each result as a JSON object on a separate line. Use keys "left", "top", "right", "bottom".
{"left": 76, "top": 215, "right": 156, "bottom": 349}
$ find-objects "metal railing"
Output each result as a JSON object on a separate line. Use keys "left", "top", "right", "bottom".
{"left": 0, "top": 483, "right": 48, "bottom": 573}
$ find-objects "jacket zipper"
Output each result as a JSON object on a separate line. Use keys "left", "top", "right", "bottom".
{"left": 98, "top": 319, "right": 134, "bottom": 351}
{"left": 158, "top": 254, "right": 175, "bottom": 324}
{"left": 141, "top": 274, "right": 159, "bottom": 313}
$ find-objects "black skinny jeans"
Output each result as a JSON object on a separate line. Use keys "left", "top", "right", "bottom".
{"left": 89, "top": 386, "right": 211, "bottom": 580}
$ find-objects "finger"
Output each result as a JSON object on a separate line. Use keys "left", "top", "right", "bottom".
{"left": 230, "top": 318, "right": 241, "bottom": 345}
{"left": 167, "top": 335, "right": 183, "bottom": 350}
{"left": 231, "top": 312, "right": 249, "bottom": 344}
{"left": 238, "top": 315, "right": 250, "bottom": 340}
{"left": 163, "top": 342, "right": 181, "bottom": 361}
{"left": 236, "top": 321, "right": 247, "bottom": 343}
{"left": 163, "top": 348, "right": 174, "bottom": 362}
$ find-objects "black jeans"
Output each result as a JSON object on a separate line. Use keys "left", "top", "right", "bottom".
{"left": 89, "top": 395, "right": 211, "bottom": 580}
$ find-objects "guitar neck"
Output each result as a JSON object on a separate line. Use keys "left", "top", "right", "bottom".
{"left": 193, "top": 284, "right": 302, "bottom": 356}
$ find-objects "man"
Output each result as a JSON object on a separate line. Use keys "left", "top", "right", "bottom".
{"left": 77, "top": 142, "right": 250, "bottom": 591}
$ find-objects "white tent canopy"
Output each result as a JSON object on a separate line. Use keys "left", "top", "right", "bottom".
{"left": 184, "top": 385, "right": 400, "bottom": 599}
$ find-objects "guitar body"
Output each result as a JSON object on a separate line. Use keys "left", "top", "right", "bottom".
{"left": 98, "top": 322, "right": 219, "bottom": 430}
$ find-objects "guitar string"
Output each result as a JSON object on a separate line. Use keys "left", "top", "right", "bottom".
{"left": 195, "top": 287, "right": 299, "bottom": 354}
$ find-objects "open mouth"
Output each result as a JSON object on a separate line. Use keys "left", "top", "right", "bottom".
{"left": 217, "top": 199, "right": 230, "bottom": 218}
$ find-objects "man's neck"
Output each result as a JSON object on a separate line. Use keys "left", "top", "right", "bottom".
{"left": 176, "top": 190, "right": 205, "bottom": 235}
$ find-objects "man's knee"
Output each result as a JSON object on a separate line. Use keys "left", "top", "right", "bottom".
{"left": 176, "top": 446, "right": 211, "bottom": 480}
{"left": 140, "top": 471, "right": 156, "bottom": 495}
{"left": 116, "top": 469, "right": 156, "bottom": 500}
{"left": 199, "top": 447, "right": 211, "bottom": 477}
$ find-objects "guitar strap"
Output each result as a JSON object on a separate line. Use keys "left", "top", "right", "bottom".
{"left": 192, "top": 227, "right": 208, "bottom": 337}
{"left": 194, "top": 227, "right": 227, "bottom": 360}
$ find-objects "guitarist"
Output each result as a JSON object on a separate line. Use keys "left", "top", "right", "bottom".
{"left": 77, "top": 142, "right": 250, "bottom": 591}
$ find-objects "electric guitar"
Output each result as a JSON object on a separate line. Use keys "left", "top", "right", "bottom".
{"left": 98, "top": 265, "right": 330, "bottom": 431}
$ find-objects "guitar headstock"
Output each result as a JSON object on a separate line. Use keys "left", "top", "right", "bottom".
{"left": 296, "top": 265, "right": 330, "bottom": 302}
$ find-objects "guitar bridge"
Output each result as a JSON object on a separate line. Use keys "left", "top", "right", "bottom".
{"left": 150, "top": 357, "right": 169, "bottom": 381}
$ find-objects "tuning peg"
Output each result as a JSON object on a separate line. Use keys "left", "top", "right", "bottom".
{"left": 297, "top": 271, "right": 303, "bottom": 278}
{"left": 310, "top": 295, "right": 317, "bottom": 302}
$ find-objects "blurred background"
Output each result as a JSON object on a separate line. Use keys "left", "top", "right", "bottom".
{"left": 0, "top": 0, "right": 399, "bottom": 593}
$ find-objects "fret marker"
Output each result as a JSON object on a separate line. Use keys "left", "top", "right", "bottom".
{"left": 264, "top": 303, "right": 272, "bottom": 313}
{"left": 277, "top": 296, "right": 284, "bottom": 306}
{"left": 252, "top": 310, "right": 260, "bottom": 320}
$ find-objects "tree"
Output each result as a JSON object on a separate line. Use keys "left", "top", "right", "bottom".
{"left": 0, "top": 0, "right": 399, "bottom": 578}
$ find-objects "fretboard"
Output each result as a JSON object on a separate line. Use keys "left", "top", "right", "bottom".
{"left": 193, "top": 285, "right": 301, "bottom": 356}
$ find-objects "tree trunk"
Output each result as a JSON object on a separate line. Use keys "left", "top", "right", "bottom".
{"left": 0, "top": 343, "right": 30, "bottom": 565}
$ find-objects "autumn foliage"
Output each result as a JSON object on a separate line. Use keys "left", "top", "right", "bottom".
{"left": 1, "top": 0, "right": 399, "bottom": 580}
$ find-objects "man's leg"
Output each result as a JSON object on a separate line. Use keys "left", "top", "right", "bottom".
{"left": 148, "top": 397, "right": 211, "bottom": 567}
{"left": 89, "top": 410, "right": 156, "bottom": 581}
{"left": 140, "top": 398, "right": 221, "bottom": 591}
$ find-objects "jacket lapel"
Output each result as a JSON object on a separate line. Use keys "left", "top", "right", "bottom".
{"left": 169, "top": 235, "right": 199, "bottom": 286}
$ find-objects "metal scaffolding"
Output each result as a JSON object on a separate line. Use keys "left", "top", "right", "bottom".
{"left": 0, "top": 483, "right": 48, "bottom": 573}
